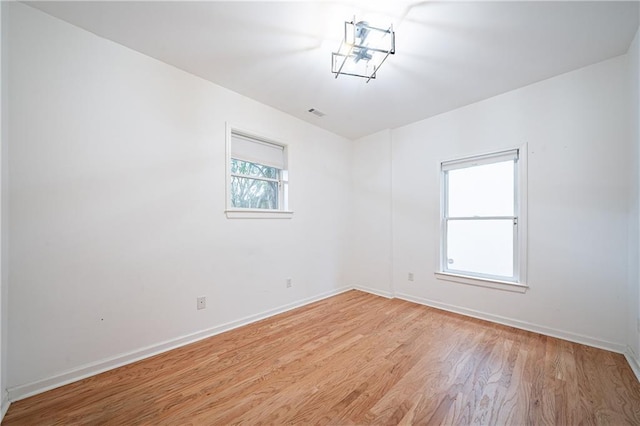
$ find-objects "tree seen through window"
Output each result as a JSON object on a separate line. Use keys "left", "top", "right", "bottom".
{"left": 230, "top": 159, "right": 279, "bottom": 209}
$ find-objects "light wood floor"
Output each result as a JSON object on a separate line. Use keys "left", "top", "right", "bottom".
{"left": 5, "top": 290, "right": 640, "bottom": 425}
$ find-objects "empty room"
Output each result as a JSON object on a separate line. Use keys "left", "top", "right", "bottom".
{"left": 1, "top": 0, "right": 640, "bottom": 424}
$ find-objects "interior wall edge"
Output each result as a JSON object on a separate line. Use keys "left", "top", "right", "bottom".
{"left": 394, "top": 291, "right": 627, "bottom": 355}
{"left": 625, "top": 346, "right": 640, "bottom": 382}
{"left": 1, "top": 391, "right": 9, "bottom": 423}
{"left": 352, "top": 285, "right": 393, "bottom": 299}
{"left": 7, "top": 286, "right": 352, "bottom": 402}
{"left": 0, "top": 1, "right": 7, "bottom": 422}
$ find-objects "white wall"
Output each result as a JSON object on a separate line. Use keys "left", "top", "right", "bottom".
{"left": 0, "top": 0, "right": 7, "bottom": 419}
{"left": 391, "top": 55, "right": 631, "bottom": 349}
{"left": 5, "top": 2, "right": 352, "bottom": 396}
{"left": 348, "top": 130, "right": 393, "bottom": 297}
{"left": 629, "top": 27, "right": 640, "bottom": 371}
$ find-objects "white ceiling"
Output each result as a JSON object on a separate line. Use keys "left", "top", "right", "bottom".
{"left": 26, "top": 1, "right": 640, "bottom": 140}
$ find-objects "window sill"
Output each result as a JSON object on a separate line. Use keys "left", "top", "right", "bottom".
{"left": 434, "top": 272, "right": 528, "bottom": 293}
{"left": 225, "top": 209, "right": 294, "bottom": 219}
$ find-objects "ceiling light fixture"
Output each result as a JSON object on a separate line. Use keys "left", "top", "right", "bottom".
{"left": 331, "top": 17, "right": 395, "bottom": 83}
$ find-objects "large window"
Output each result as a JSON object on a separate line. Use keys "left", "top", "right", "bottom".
{"left": 226, "top": 127, "right": 291, "bottom": 218}
{"left": 439, "top": 148, "right": 526, "bottom": 288}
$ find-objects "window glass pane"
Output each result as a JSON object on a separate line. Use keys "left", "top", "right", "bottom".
{"left": 448, "top": 160, "right": 514, "bottom": 217}
{"left": 446, "top": 219, "right": 513, "bottom": 278}
{"left": 231, "top": 176, "right": 278, "bottom": 209}
{"left": 231, "top": 158, "right": 278, "bottom": 179}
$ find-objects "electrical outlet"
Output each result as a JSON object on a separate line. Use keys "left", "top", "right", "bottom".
{"left": 408, "top": 272, "right": 414, "bottom": 282}
{"left": 286, "top": 278, "right": 292, "bottom": 288}
{"left": 197, "top": 296, "right": 206, "bottom": 310}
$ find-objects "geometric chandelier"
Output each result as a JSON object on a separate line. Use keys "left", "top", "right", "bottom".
{"left": 331, "top": 18, "right": 395, "bottom": 83}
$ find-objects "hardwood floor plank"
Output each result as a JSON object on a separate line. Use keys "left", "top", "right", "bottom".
{"left": 469, "top": 330, "right": 516, "bottom": 424}
{"left": 5, "top": 290, "right": 640, "bottom": 425}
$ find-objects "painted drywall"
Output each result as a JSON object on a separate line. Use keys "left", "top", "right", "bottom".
{"left": 0, "top": 0, "right": 6, "bottom": 419}
{"left": 348, "top": 130, "right": 393, "bottom": 297}
{"left": 392, "top": 55, "right": 631, "bottom": 349}
{"left": 5, "top": 2, "right": 352, "bottom": 393}
{"left": 629, "top": 27, "right": 640, "bottom": 368}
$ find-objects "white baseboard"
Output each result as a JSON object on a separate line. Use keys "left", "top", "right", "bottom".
{"left": 625, "top": 346, "right": 640, "bottom": 382}
{"left": 1, "top": 391, "right": 9, "bottom": 422}
{"left": 7, "top": 285, "right": 637, "bottom": 403}
{"left": 353, "top": 285, "right": 393, "bottom": 299}
{"left": 395, "top": 292, "right": 626, "bottom": 354}
{"left": 7, "top": 286, "right": 352, "bottom": 402}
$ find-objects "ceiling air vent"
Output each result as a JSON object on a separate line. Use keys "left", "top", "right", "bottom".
{"left": 308, "top": 108, "right": 325, "bottom": 118}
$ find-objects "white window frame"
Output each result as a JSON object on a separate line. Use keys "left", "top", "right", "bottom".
{"left": 225, "top": 123, "right": 293, "bottom": 219}
{"left": 435, "top": 146, "right": 528, "bottom": 293}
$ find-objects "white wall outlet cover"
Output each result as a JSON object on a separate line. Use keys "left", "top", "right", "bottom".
{"left": 197, "top": 297, "right": 206, "bottom": 310}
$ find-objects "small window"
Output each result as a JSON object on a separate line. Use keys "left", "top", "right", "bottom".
{"left": 438, "top": 148, "right": 527, "bottom": 289}
{"left": 226, "top": 126, "right": 291, "bottom": 219}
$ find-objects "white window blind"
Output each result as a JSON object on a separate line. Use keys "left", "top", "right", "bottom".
{"left": 441, "top": 149, "right": 519, "bottom": 172}
{"left": 231, "top": 132, "right": 285, "bottom": 170}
